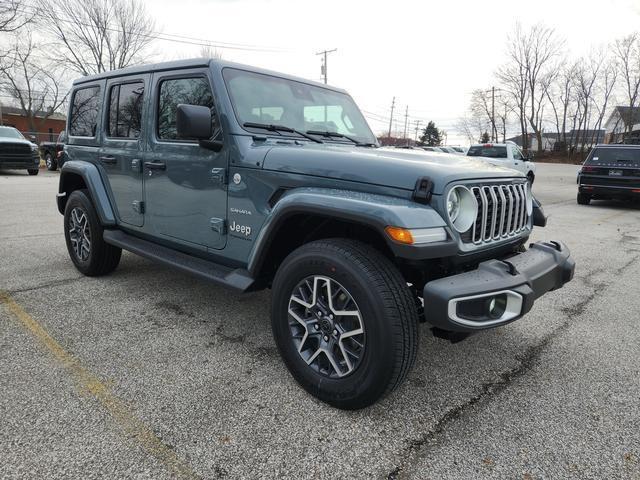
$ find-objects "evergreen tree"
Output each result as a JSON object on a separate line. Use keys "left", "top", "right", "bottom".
{"left": 479, "top": 131, "right": 491, "bottom": 143}
{"left": 420, "top": 121, "right": 442, "bottom": 146}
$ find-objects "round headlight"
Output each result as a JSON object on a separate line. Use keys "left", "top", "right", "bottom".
{"left": 446, "top": 186, "right": 477, "bottom": 233}
{"left": 447, "top": 188, "right": 461, "bottom": 222}
{"left": 525, "top": 183, "right": 533, "bottom": 216}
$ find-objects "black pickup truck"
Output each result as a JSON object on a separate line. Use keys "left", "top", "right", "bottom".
{"left": 39, "top": 130, "right": 67, "bottom": 171}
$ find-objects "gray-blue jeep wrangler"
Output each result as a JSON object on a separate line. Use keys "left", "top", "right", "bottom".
{"left": 57, "top": 59, "right": 575, "bottom": 409}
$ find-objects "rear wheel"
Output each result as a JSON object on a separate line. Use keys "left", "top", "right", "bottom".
{"left": 271, "top": 239, "right": 418, "bottom": 409}
{"left": 577, "top": 192, "right": 591, "bottom": 205}
{"left": 45, "top": 152, "right": 57, "bottom": 171}
{"left": 64, "top": 189, "right": 121, "bottom": 276}
{"left": 27, "top": 168, "right": 39, "bottom": 176}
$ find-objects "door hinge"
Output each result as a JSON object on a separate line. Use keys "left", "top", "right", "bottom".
{"left": 132, "top": 200, "right": 145, "bottom": 214}
{"left": 210, "top": 217, "right": 226, "bottom": 234}
{"left": 210, "top": 167, "right": 227, "bottom": 185}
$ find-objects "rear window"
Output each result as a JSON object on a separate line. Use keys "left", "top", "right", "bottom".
{"left": 467, "top": 145, "right": 508, "bottom": 158}
{"left": 587, "top": 147, "right": 640, "bottom": 166}
{"left": 69, "top": 86, "right": 101, "bottom": 137}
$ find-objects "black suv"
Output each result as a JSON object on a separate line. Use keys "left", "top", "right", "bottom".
{"left": 578, "top": 145, "right": 640, "bottom": 204}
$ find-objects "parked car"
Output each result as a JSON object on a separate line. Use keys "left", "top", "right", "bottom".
{"left": 467, "top": 141, "right": 536, "bottom": 183}
{"left": 577, "top": 144, "right": 640, "bottom": 205}
{"left": 438, "top": 146, "right": 457, "bottom": 154}
{"left": 449, "top": 145, "right": 467, "bottom": 154}
{"left": 57, "top": 59, "right": 574, "bottom": 409}
{"left": 421, "top": 146, "right": 446, "bottom": 152}
{"left": 39, "top": 130, "right": 67, "bottom": 171}
{"left": 0, "top": 126, "right": 40, "bottom": 175}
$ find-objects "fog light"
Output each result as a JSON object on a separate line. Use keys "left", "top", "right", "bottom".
{"left": 486, "top": 294, "right": 507, "bottom": 319}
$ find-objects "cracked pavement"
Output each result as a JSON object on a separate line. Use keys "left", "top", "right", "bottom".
{"left": 1, "top": 165, "right": 639, "bottom": 479}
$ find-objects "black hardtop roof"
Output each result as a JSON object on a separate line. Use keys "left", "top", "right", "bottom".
{"left": 593, "top": 144, "right": 640, "bottom": 149}
{"left": 72, "top": 58, "right": 347, "bottom": 94}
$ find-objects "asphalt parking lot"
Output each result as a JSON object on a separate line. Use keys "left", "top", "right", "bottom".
{"left": 1, "top": 163, "right": 639, "bottom": 479}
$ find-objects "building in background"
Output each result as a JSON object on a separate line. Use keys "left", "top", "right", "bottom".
{"left": 0, "top": 106, "right": 66, "bottom": 144}
{"left": 506, "top": 130, "right": 605, "bottom": 152}
{"left": 604, "top": 106, "right": 640, "bottom": 144}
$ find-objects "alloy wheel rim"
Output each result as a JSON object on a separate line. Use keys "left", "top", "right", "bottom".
{"left": 46, "top": 155, "right": 51, "bottom": 168}
{"left": 288, "top": 275, "right": 365, "bottom": 378}
{"left": 69, "top": 207, "right": 91, "bottom": 261}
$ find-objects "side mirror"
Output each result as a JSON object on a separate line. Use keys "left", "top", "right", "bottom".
{"left": 176, "top": 104, "right": 223, "bottom": 152}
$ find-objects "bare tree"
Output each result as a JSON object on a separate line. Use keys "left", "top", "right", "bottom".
{"left": 0, "top": 32, "right": 68, "bottom": 135}
{"left": 199, "top": 45, "right": 223, "bottom": 60}
{"left": 470, "top": 89, "right": 497, "bottom": 141}
{"left": 455, "top": 113, "right": 487, "bottom": 144}
{"left": 591, "top": 57, "right": 617, "bottom": 146}
{"left": 573, "top": 52, "right": 604, "bottom": 152}
{"left": 613, "top": 33, "right": 640, "bottom": 135}
{"left": 36, "top": 0, "right": 155, "bottom": 75}
{"left": 546, "top": 62, "right": 576, "bottom": 151}
{"left": 0, "top": 0, "right": 32, "bottom": 33}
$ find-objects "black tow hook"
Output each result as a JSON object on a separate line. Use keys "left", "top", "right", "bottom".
{"left": 431, "top": 327, "right": 471, "bottom": 344}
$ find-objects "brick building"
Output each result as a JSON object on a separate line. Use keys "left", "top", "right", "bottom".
{"left": 0, "top": 105, "right": 66, "bottom": 143}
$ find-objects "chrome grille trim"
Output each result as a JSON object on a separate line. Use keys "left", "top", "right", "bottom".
{"left": 469, "top": 182, "right": 530, "bottom": 245}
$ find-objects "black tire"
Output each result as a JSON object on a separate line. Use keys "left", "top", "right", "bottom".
{"left": 577, "top": 192, "right": 591, "bottom": 205}
{"left": 64, "top": 189, "right": 122, "bottom": 276}
{"left": 271, "top": 239, "right": 419, "bottom": 409}
{"left": 27, "top": 168, "right": 39, "bottom": 176}
{"left": 527, "top": 171, "right": 535, "bottom": 185}
{"left": 45, "top": 152, "right": 57, "bottom": 171}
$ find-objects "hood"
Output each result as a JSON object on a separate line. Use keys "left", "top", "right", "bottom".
{"left": 0, "top": 137, "right": 34, "bottom": 146}
{"left": 262, "top": 144, "right": 521, "bottom": 194}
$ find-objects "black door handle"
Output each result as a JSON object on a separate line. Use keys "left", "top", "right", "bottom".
{"left": 99, "top": 155, "right": 117, "bottom": 164}
{"left": 144, "top": 161, "right": 166, "bottom": 170}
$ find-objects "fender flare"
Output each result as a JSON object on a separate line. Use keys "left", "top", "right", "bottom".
{"left": 57, "top": 160, "right": 116, "bottom": 226}
{"left": 246, "top": 187, "right": 449, "bottom": 276}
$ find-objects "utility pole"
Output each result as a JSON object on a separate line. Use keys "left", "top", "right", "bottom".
{"left": 316, "top": 48, "right": 337, "bottom": 84}
{"left": 491, "top": 86, "right": 496, "bottom": 142}
{"left": 387, "top": 97, "right": 395, "bottom": 139}
{"left": 414, "top": 120, "right": 422, "bottom": 143}
{"left": 403, "top": 106, "right": 409, "bottom": 144}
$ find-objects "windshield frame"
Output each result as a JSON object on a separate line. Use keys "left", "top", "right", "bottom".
{"left": 0, "top": 127, "right": 26, "bottom": 140}
{"left": 221, "top": 67, "right": 378, "bottom": 146}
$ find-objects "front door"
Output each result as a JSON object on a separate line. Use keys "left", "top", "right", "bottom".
{"left": 100, "top": 76, "right": 149, "bottom": 227}
{"left": 143, "top": 70, "right": 227, "bottom": 250}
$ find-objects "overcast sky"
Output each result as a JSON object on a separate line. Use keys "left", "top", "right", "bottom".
{"left": 148, "top": 0, "right": 640, "bottom": 144}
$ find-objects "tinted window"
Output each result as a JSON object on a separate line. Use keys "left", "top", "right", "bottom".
{"left": 70, "top": 86, "right": 101, "bottom": 137}
{"left": 587, "top": 147, "right": 640, "bottom": 166}
{"left": 108, "top": 82, "right": 144, "bottom": 138}
{"left": 158, "top": 77, "right": 214, "bottom": 140}
{"left": 467, "top": 145, "right": 508, "bottom": 158}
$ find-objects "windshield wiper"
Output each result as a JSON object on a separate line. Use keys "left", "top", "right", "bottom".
{"left": 306, "top": 130, "right": 375, "bottom": 147}
{"left": 243, "top": 122, "right": 322, "bottom": 143}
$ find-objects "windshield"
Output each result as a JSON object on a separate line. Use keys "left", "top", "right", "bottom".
{"left": 0, "top": 127, "right": 25, "bottom": 140}
{"left": 586, "top": 147, "right": 640, "bottom": 166}
{"left": 223, "top": 68, "right": 377, "bottom": 145}
{"left": 467, "top": 145, "right": 507, "bottom": 158}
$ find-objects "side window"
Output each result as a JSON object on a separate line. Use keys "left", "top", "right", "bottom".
{"left": 107, "top": 82, "right": 144, "bottom": 139}
{"left": 157, "top": 77, "right": 214, "bottom": 140}
{"left": 511, "top": 145, "right": 523, "bottom": 160}
{"left": 69, "top": 86, "right": 101, "bottom": 137}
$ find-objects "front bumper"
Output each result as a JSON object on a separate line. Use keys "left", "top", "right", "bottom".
{"left": 0, "top": 154, "right": 40, "bottom": 169}
{"left": 423, "top": 241, "right": 575, "bottom": 332}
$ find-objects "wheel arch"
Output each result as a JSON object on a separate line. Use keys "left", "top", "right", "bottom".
{"left": 247, "top": 188, "right": 446, "bottom": 284}
{"left": 57, "top": 160, "right": 116, "bottom": 226}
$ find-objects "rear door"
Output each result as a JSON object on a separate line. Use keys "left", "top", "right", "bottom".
{"left": 99, "top": 75, "right": 149, "bottom": 227}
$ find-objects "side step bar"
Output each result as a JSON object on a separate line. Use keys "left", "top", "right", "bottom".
{"left": 103, "top": 230, "right": 254, "bottom": 292}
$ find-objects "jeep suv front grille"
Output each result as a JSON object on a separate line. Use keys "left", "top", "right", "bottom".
{"left": 466, "top": 183, "right": 530, "bottom": 245}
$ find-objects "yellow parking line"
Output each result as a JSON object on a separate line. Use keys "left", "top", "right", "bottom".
{"left": 0, "top": 291, "right": 200, "bottom": 480}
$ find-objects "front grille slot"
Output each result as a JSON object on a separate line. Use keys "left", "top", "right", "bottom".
{"left": 469, "top": 183, "right": 529, "bottom": 245}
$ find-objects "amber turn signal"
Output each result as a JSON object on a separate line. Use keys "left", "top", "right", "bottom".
{"left": 385, "top": 226, "right": 414, "bottom": 245}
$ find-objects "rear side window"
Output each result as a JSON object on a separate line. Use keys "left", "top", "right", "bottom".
{"left": 108, "top": 82, "right": 144, "bottom": 139}
{"left": 587, "top": 147, "right": 640, "bottom": 166}
{"left": 157, "top": 77, "right": 214, "bottom": 140}
{"left": 69, "top": 86, "right": 101, "bottom": 137}
{"left": 467, "top": 145, "right": 508, "bottom": 158}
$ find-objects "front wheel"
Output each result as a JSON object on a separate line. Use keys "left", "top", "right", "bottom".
{"left": 271, "top": 239, "right": 419, "bottom": 409}
{"left": 27, "top": 168, "right": 39, "bottom": 176}
{"left": 45, "top": 152, "right": 57, "bottom": 171}
{"left": 64, "top": 190, "right": 122, "bottom": 276}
